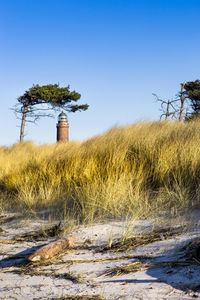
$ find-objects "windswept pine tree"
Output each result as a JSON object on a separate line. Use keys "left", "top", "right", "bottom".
{"left": 13, "top": 84, "right": 89, "bottom": 143}
{"left": 184, "top": 80, "right": 200, "bottom": 120}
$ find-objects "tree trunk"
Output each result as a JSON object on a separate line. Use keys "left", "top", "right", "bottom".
{"left": 20, "top": 105, "right": 28, "bottom": 143}
{"left": 179, "top": 83, "right": 185, "bottom": 122}
{"left": 166, "top": 101, "right": 170, "bottom": 120}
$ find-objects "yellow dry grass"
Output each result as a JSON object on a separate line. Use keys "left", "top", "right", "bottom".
{"left": 0, "top": 120, "right": 200, "bottom": 222}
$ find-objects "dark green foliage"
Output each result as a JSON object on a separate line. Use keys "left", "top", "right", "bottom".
{"left": 184, "top": 80, "right": 200, "bottom": 120}
{"left": 18, "top": 84, "right": 89, "bottom": 112}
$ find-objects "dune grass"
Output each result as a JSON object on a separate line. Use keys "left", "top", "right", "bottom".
{"left": 0, "top": 120, "right": 200, "bottom": 222}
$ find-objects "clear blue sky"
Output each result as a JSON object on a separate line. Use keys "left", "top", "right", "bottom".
{"left": 1, "top": 0, "right": 200, "bottom": 145}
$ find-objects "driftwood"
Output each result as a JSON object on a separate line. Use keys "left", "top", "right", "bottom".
{"left": 28, "top": 236, "right": 74, "bottom": 262}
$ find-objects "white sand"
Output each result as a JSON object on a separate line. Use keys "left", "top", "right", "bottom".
{"left": 0, "top": 211, "right": 200, "bottom": 299}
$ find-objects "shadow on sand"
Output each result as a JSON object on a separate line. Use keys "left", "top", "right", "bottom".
{"left": 0, "top": 243, "right": 47, "bottom": 268}
{"left": 102, "top": 236, "right": 200, "bottom": 293}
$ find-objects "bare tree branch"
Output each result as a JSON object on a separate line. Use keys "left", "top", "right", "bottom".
{"left": 153, "top": 89, "right": 189, "bottom": 122}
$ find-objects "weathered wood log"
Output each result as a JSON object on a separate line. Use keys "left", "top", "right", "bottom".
{"left": 28, "top": 236, "right": 74, "bottom": 262}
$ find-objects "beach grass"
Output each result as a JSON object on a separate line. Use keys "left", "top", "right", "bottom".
{"left": 0, "top": 120, "right": 200, "bottom": 222}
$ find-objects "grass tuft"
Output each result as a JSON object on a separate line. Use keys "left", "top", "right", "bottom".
{"left": 0, "top": 120, "right": 200, "bottom": 222}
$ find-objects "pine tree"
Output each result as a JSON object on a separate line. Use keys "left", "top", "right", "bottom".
{"left": 13, "top": 84, "right": 89, "bottom": 143}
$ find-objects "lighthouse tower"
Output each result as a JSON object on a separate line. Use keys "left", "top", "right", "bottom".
{"left": 56, "top": 111, "right": 69, "bottom": 142}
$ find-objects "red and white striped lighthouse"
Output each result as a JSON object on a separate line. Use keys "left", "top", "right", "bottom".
{"left": 56, "top": 111, "right": 69, "bottom": 142}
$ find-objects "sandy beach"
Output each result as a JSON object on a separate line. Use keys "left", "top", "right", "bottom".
{"left": 0, "top": 211, "right": 200, "bottom": 300}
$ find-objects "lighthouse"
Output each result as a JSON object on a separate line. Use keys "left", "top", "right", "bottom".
{"left": 56, "top": 111, "right": 69, "bottom": 142}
